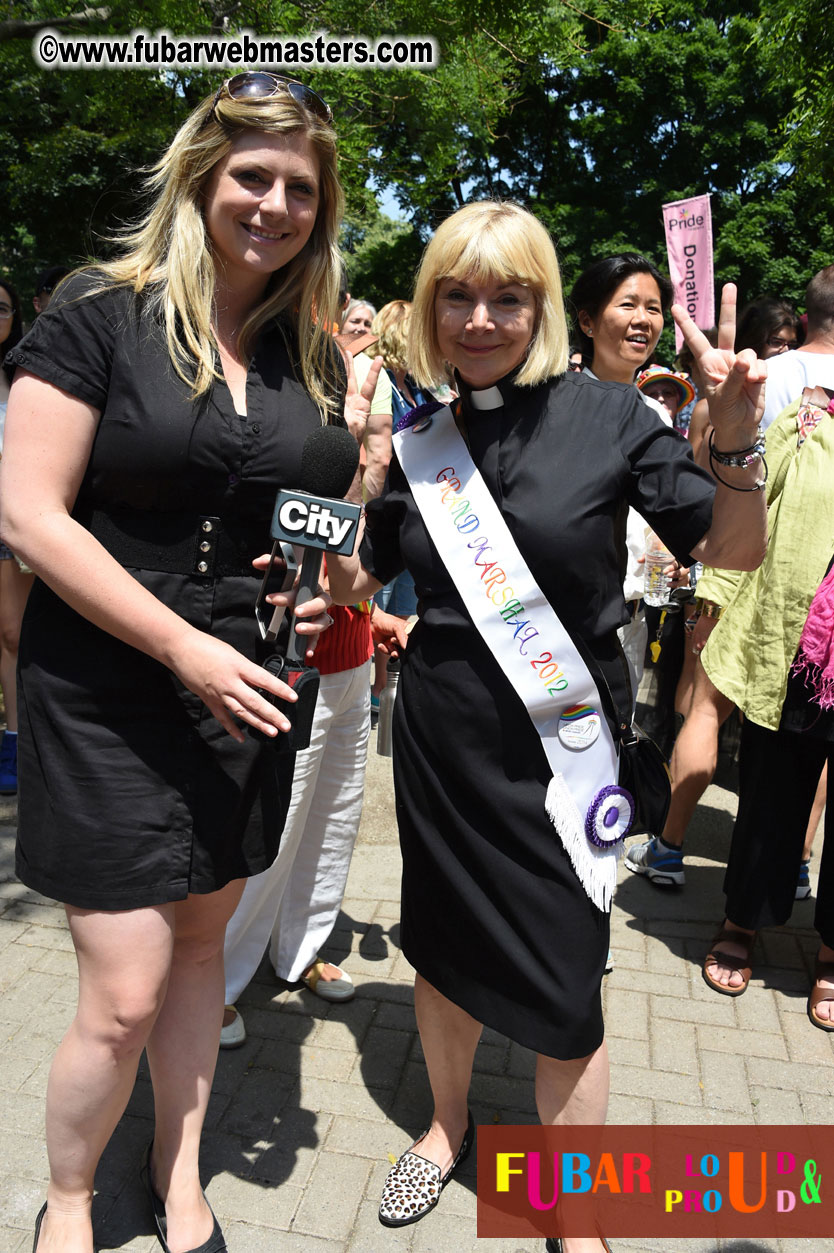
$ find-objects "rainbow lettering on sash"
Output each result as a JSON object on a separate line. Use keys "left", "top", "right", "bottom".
{"left": 434, "top": 464, "right": 568, "bottom": 692}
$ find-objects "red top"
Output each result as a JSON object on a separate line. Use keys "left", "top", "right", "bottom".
{"left": 313, "top": 558, "right": 373, "bottom": 676}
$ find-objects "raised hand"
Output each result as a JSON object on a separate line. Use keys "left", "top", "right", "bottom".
{"left": 671, "top": 283, "right": 766, "bottom": 449}
{"left": 342, "top": 348, "right": 385, "bottom": 444}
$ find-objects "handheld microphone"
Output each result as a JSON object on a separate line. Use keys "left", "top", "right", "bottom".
{"left": 274, "top": 425, "right": 361, "bottom": 662}
{"left": 253, "top": 425, "right": 361, "bottom": 750}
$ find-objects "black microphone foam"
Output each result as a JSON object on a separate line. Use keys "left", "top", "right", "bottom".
{"left": 296, "top": 425, "right": 359, "bottom": 500}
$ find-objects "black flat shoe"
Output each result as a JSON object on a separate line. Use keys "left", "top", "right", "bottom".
{"left": 378, "top": 1110, "right": 475, "bottom": 1227}
{"left": 140, "top": 1144, "right": 227, "bottom": 1253}
{"left": 32, "top": 1203, "right": 46, "bottom": 1253}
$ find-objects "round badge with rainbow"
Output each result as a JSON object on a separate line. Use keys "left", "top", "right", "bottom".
{"left": 557, "top": 703, "right": 601, "bottom": 750}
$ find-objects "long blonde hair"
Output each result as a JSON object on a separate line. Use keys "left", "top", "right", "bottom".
{"left": 409, "top": 201, "right": 569, "bottom": 388}
{"left": 89, "top": 86, "right": 345, "bottom": 419}
{"left": 372, "top": 300, "right": 411, "bottom": 373}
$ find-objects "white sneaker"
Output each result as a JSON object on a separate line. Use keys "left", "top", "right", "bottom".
{"left": 219, "top": 1005, "right": 246, "bottom": 1049}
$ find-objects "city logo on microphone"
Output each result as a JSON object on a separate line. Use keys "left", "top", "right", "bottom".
{"left": 270, "top": 490, "right": 361, "bottom": 555}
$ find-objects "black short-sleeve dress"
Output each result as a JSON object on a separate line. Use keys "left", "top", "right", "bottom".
{"left": 360, "top": 372, "right": 715, "bottom": 1058}
{"left": 6, "top": 275, "right": 334, "bottom": 911}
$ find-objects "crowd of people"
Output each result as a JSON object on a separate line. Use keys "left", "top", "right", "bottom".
{"left": 0, "top": 70, "right": 831, "bottom": 1253}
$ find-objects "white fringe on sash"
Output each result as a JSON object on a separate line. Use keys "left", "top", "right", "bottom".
{"left": 545, "top": 774, "right": 622, "bottom": 913}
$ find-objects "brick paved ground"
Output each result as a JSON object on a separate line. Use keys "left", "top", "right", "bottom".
{"left": 1, "top": 742, "right": 832, "bottom": 1252}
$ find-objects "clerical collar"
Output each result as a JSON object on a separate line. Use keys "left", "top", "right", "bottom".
{"left": 469, "top": 385, "right": 504, "bottom": 410}
{"left": 454, "top": 370, "right": 517, "bottom": 411}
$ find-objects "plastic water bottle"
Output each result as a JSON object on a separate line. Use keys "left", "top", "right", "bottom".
{"left": 643, "top": 531, "right": 673, "bottom": 607}
{"left": 376, "top": 656, "right": 400, "bottom": 757}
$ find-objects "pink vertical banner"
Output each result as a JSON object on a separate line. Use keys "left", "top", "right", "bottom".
{"left": 662, "top": 194, "right": 715, "bottom": 350}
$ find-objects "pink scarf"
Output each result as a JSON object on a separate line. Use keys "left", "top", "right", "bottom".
{"left": 793, "top": 563, "right": 834, "bottom": 709}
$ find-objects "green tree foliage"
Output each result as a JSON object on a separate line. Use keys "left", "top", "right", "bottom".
{"left": 756, "top": 0, "right": 833, "bottom": 179}
{"left": 0, "top": 0, "right": 616, "bottom": 293}
{"left": 465, "top": 0, "right": 833, "bottom": 309}
{"left": 1, "top": 0, "right": 830, "bottom": 317}
{"left": 340, "top": 214, "right": 425, "bottom": 306}
{"left": 1, "top": 0, "right": 211, "bottom": 291}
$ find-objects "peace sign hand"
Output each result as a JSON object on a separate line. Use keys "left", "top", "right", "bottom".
{"left": 342, "top": 349, "right": 385, "bottom": 445}
{"left": 672, "top": 283, "right": 766, "bottom": 450}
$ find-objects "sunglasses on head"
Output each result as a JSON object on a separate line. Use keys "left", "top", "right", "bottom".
{"left": 208, "top": 72, "right": 332, "bottom": 126}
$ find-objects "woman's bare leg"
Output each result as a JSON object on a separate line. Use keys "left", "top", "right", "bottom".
{"left": 673, "top": 604, "right": 701, "bottom": 721}
{"left": 803, "top": 762, "right": 827, "bottom": 862}
{"left": 411, "top": 977, "right": 609, "bottom": 1253}
{"left": 0, "top": 645, "right": 16, "bottom": 729}
{"left": 662, "top": 661, "right": 734, "bottom": 848}
{"left": 410, "top": 974, "right": 481, "bottom": 1170}
{"left": 37, "top": 904, "right": 176, "bottom": 1253}
{"left": 535, "top": 1041, "right": 609, "bottom": 1125}
{"left": 0, "top": 559, "right": 33, "bottom": 730}
{"left": 145, "top": 879, "right": 244, "bottom": 1253}
{"left": 537, "top": 1042, "right": 610, "bottom": 1253}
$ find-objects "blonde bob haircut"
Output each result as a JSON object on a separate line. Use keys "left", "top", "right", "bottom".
{"left": 409, "top": 201, "right": 568, "bottom": 389}
{"left": 86, "top": 86, "right": 345, "bottom": 419}
{"left": 372, "top": 300, "right": 412, "bottom": 373}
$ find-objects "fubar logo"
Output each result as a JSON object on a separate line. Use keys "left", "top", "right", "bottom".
{"left": 477, "top": 1125, "right": 830, "bottom": 1240}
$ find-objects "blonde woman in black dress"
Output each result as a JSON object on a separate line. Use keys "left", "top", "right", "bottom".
{"left": 2, "top": 77, "right": 377, "bottom": 1253}
{"left": 329, "top": 200, "right": 768, "bottom": 1251}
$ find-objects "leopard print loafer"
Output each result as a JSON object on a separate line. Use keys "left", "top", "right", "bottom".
{"left": 378, "top": 1111, "right": 475, "bottom": 1227}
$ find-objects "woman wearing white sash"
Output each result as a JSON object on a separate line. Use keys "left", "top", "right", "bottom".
{"left": 328, "top": 201, "right": 767, "bottom": 1249}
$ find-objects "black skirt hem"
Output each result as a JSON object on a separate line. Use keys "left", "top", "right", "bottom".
{"left": 14, "top": 851, "right": 266, "bottom": 911}
{"left": 402, "top": 932, "right": 606, "bottom": 1062}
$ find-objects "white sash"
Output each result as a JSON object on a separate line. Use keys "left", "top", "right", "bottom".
{"left": 394, "top": 399, "right": 633, "bottom": 911}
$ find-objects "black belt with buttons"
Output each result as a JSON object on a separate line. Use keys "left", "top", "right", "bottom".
{"left": 77, "top": 507, "right": 263, "bottom": 578}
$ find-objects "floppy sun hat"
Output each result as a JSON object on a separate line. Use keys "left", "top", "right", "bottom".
{"left": 636, "top": 363, "right": 696, "bottom": 412}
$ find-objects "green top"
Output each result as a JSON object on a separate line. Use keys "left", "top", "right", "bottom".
{"left": 702, "top": 400, "right": 834, "bottom": 730}
{"left": 695, "top": 563, "right": 739, "bottom": 607}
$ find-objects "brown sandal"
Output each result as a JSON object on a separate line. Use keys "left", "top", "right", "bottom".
{"left": 807, "top": 958, "right": 834, "bottom": 1032}
{"left": 702, "top": 926, "right": 756, "bottom": 997}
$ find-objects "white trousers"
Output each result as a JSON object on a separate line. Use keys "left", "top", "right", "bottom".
{"left": 224, "top": 661, "right": 371, "bottom": 1001}
{"left": 618, "top": 606, "right": 648, "bottom": 716}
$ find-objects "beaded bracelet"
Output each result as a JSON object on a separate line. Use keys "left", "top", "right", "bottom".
{"left": 709, "top": 452, "right": 768, "bottom": 492}
{"left": 708, "top": 429, "right": 766, "bottom": 468}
